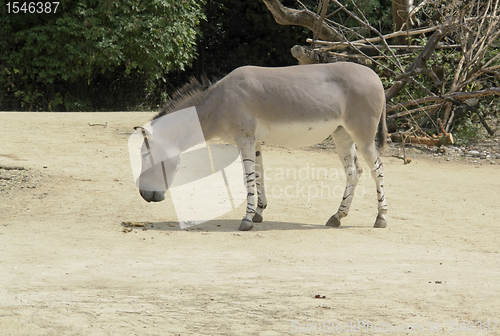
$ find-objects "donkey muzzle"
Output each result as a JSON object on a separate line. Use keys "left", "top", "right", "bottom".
{"left": 139, "top": 189, "right": 165, "bottom": 203}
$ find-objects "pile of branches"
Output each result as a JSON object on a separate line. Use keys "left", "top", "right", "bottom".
{"left": 264, "top": 0, "right": 500, "bottom": 145}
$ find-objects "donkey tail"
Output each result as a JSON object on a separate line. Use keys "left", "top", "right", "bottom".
{"left": 376, "top": 103, "right": 388, "bottom": 153}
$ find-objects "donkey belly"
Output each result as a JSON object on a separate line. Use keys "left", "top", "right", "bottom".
{"left": 255, "top": 119, "right": 340, "bottom": 148}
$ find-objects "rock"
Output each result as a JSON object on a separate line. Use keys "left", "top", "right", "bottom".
{"left": 468, "top": 150, "right": 480, "bottom": 156}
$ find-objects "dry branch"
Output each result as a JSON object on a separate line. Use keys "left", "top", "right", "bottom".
{"left": 390, "top": 133, "right": 454, "bottom": 146}
{"left": 0, "top": 165, "right": 26, "bottom": 170}
{"left": 308, "top": 40, "right": 460, "bottom": 51}
{"left": 388, "top": 103, "right": 442, "bottom": 119}
{"left": 329, "top": 0, "right": 403, "bottom": 71}
{"left": 387, "top": 87, "right": 500, "bottom": 114}
{"left": 311, "top": 0, "right": 330, "bottom": 47}
{"left": 291, "top": 45, "right": 334, "bottom": 64}
{"left": 385, "top": 17, "right": 456, "bottom": 101}
{"left": 262, "top": 0, "right": 343, "bottom": 41}
{"left": 308, "top": 25, "right": 441, "bottom": 50}
{"left": 390, "top": 119, "right": 454, "bottom": 147}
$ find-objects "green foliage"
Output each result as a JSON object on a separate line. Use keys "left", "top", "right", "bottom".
{"left": 454, "top": 114, "right": 485, "bottom": 145}
{"left": 0, "top": 0, "right": 205, "bottom": 111}
{"left": 0, "top": 0, "right": 396, "bottom": 111}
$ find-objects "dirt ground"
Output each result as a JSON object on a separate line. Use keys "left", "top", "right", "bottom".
{"left": 1, "top": 112, "right": 499, "bottom": 336}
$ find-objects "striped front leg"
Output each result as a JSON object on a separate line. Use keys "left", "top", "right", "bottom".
{"left": 237, "top": 139, "right": 257, "bottom": 231}
{"left": 252, "top": 142, "right": 267, "bottom": 223}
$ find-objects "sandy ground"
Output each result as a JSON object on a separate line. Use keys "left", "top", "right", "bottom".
{"left": 0, "top": 112, "right": 499, "bottom": 336}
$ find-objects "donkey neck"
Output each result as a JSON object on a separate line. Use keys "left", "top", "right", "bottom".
{"left": 193, "top": 87, "right": 222, "bottom": 144}
{"left": 152, "top": 79, "right": 221, "bottom": 153}
{"left": 169, "top": 101, "right": 218, "bottom": 153}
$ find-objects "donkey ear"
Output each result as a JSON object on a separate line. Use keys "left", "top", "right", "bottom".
{"left": 134, "top": 126, "right": 153, "bottom": 137}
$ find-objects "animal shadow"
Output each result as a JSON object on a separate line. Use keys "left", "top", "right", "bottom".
{"left": 120, "top": 219, "right": 362, "bottom": 232}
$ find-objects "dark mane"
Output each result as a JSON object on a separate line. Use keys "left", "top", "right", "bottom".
{"left": 153, "top": 76, "right": 215, "bottom": 121}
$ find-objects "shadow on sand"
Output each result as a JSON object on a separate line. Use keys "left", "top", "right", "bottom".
{"left": 120, "top": 219, "right": 366, "bottom": 233}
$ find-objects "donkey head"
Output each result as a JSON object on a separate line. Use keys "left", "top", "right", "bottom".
{"left": 135, "top": 127, "right": 181, "bottom": 203}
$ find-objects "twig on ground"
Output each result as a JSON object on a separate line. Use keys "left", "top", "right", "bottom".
{"left": 0, "top": 166, "right": 26, "bottom": 170}
{"left": 88, "top": 122, "right": 108, "bottom": 128}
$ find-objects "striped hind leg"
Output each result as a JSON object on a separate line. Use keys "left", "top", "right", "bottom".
{"left": 326, "top": 127, "right": 364, "bottom": 227}
{"left": 358, "top": 143, "right": 387, "bottom": 228}
{"left": 252, "top": 142, "right": 267, "bottom": 223}
{"left": 237, "top": 138, "right": 257, "bottom": 231}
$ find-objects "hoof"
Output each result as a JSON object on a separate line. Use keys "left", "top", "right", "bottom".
{"left": 252, "top": 213, "right": 263, "bottom": 223}
{"left": 326, "top": 215, "right": 341, "bottom": 227}
{"left": 239, "top": 219, "right": 254, "bottom": 231}
{"left": 374, "top": 216, "right": 387, "bottom": 228}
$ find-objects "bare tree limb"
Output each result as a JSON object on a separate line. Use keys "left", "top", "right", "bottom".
{"left": 444, "top": 96, "right": 496, "bottom": 136}
{"left": 387, "top": 87, "right": 500, "bottom": 114}
{"left": 385, "top": 17, "right": 456, "bottom": 101}
{"left": 309, "top": 40, "right": 460, "bottom": 50}
{"left": 309, "top": 25, "right": 440, "bottom": 48}
{"left": 388, "top": 103, "right": 442, "bottom": 119}
{"left": 395, "top": 67, "right": 442, "bottom": 86}
{"left": 312, "top": 0, "right": 330, "bottom": 48}
{"left": 408, "top": 0, "right": 429, "bottom": 24}
{"left": 262, "top": 0, "right": 343, "bottom": 41}
{"left": 330, "top": 0, "right": 404, "bottom": 71}
{"left": 291, "top": 45, "right": 334, "bottom": 64}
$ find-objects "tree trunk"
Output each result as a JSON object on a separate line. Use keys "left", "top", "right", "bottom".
{"left": 392, "top": 0, "right": 413, "bottom": 44}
